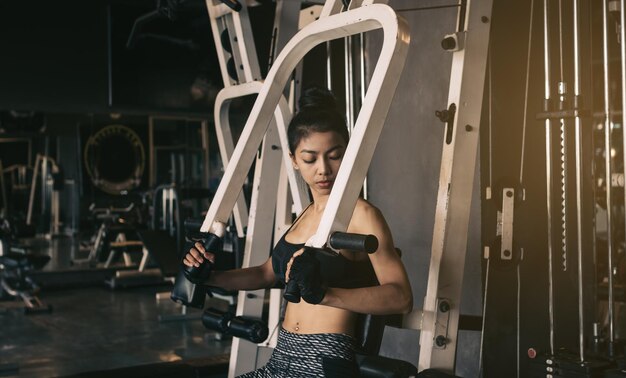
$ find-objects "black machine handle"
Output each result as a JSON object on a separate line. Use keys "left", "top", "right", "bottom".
{"left": 202, "top": 307, "right": 269, "bottom": 344}
{"left": 180, "top": 217, "right": 224, "bottom": 284}
{"left": 181, "top": 233, "right": 222, "bottom": 284}
{"left": 283, "top": 232, "right": 379, "bottom": 303}
{"left": 329, "top": 232, "right": 379, "bottom": 254}
{"left": 170, "top": 218, "right": 224, "bottom": 309}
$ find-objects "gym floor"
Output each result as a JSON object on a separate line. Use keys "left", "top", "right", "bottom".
{"left": 0, "top": 237, "right": 232, "bottom": 378}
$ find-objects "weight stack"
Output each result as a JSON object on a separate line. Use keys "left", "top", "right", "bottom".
{"left": 529, "top": 353, "right": 612, "bottom": 378}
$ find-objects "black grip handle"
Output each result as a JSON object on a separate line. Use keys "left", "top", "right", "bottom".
{"left": 282, "top": 233, "right": 378, "bottom": 304}
{"left": 182, "top": 233, "right": 222, "bottom": 284}
{"left": 329, "top": 232, "right": 378, "bottom": 253}
{"left": 201, "top": 307, "right": 269, "bottom": 343}
{"left": 283, "top": 280, "right": 301, "bottom": 303}
{"left": 229, "top": 316, "right": 269, "bottom": 344}
{"left": 201, "top": 307, "right": 232, "bottom": 333}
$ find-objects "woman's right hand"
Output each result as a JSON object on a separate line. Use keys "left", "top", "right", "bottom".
{"left": 182, "top": 241, "right": 216, "bottom": 268}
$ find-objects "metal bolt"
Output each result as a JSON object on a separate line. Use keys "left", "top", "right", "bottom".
{"left": 503, "top": 249, "right": 511, "bottom": 258}
{"left": 506, "top": 190, "right": 513, "bottom": 198}
{"left": 465, "top": 124, "right": 473, "bottom": 132}
{"left": 481, "top": 16, "right": 489, "bottom": 23}
{"left": 439, "top": 300, "right": 450, "bottom": 313}
{"left": 441, "top": 36, "right": 457, "bottom": 51}
{"left": 435, "top": 335, "right": 447, "bottom": 347}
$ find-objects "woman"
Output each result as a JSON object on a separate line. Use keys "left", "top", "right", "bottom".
{"left": 183, "top": 87, "right": 413, "bottom": 377}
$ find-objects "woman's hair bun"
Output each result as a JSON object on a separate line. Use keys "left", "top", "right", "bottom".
{"left": 287, "top": 86, "right": 348, "bottom": 154}
{"left": 298, "top": 87, "right": 339, "bottom": 112}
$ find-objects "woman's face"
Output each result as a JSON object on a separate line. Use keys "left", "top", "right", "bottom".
{"left": 290, "top": 130, "right": 347, "bottom": 197}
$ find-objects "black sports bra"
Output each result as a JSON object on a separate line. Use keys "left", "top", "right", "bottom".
{"left": 271, "top": 223, "right": 378, "bottom": 289}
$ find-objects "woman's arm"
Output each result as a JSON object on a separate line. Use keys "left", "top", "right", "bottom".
{"left": 288, "top": 201, "right": 413, "bottom": 315}
{"left": 208, "top": 258, "right": 277, "bottom": 291}
{"left": 184, "top": 242, "right": 277, "bottom": 291}
{"left": 323, "top": 202, "right": 413, "bottom": 314}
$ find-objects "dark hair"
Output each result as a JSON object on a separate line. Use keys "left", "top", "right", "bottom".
{"left": 287, "top": 87, "right": 349, "bottom": 154}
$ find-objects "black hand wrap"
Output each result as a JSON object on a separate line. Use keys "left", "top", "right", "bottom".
{"left": 289, "top": 249, "right": 327, "bottom": 304}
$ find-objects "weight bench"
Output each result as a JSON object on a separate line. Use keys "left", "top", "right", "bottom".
{"left": 104, "top": 230, "right": 174, "bottom": 289}
{"left": 135, "top": 229, "right": 180, "bottom": 279}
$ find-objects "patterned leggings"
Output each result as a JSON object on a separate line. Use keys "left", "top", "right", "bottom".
{"left": 237, "top": 328, "right": 359, "bottom": 378}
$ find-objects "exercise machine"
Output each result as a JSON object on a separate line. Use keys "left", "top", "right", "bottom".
{"left": 171, "top": 0, "right": 412, "bottom": 376}
{"left": 25, "top": 154, "right": 65, "bottom": 238}
{"left": 170, "top": 0, "right": 493, "bottom": 375}
{"left": 0, "top": 217, "right": 52, "bottom": 314}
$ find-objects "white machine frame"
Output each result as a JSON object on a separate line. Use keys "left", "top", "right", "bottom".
{"left": 200, "top": 2, "right": 409, "bottom": 244}
{"left": 205, "top": 0, "right": 306, "bottom": 373}
{"left": 408, "top": 0, "right": 492, "bottom": 373}
{"left": 202, "top": 1, "right": 409, "bottom": 376}
{"left": 202, "top": 0, "right": 492, "bottom": 375}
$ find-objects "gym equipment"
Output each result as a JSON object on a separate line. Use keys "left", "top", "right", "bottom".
{"left": 170, "top": 218, "right": 225, "bottom": 309}
{"left": 25, "top": 154, "right": 63, "bottom": 237}
{"left": 180, "top": 219, "right": 224, "bottom": 285}
{"left": 195, "top": 1, "right": 410, "bottom": 376}
{"left": 0, "top": 251, "right": 52, "bottom": 314}
{"left": 354, "top": 248, "right": 418, "bottom": 377}
{"left": 528, "top": 351, "right": 612, "bottom": 378}
{"left": 73, "top": 200, "right": 170, "bottom": 289}
{"left": 600, "top": 0, "right": 615, "bottom": 359}
{"left": 169, "top": 214, "right": 238, "bottom": 303}
{"left": 517, "top": 0, "right": 599, "bottom": 373}
{"left": 395, "top": 0, "right": 491, "bottom": 373}
{"left": 481, "top": 0, "right": 620, "bottom": 375}
{"left": 283, "top": 232, "right": 378, "bottom": 303}
{"left": 204, "top": 2, "right": 306, "bottom": 373}
{"left": 184, "top": 0, "right": 493, "bottom": 375}
{"left": 177, "top": 0, "right": 491, "bottom": 375}
{"left": 0, "top": 218, "right": 52, "bottom": 314}
{"left": 148, "top": 117, "right": 210, "bottom": 189}
{"left": 202, "top": 307, "right": 268, "bottom": 344}
{"left": 76, "top": 202, "right": 139, "bottom": 266}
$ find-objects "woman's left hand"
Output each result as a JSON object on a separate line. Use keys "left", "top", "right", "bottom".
{"left": 285, "top": 249, "right": 304, "bottom": 283}
{"left": 286, "top": 248, "right": 326, "bottom": 304}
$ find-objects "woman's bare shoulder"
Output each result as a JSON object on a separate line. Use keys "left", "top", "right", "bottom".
{"left": 350, "top": 198, "right": 387, "bottom": 231}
